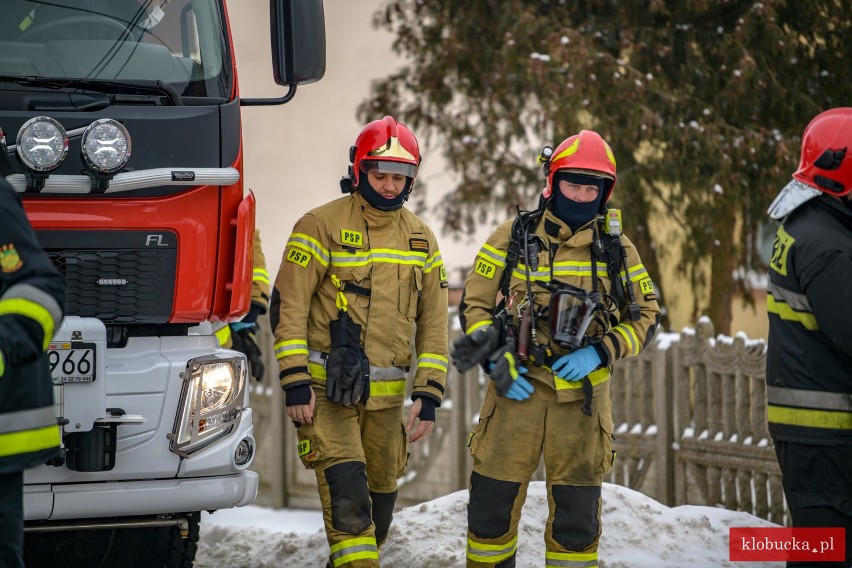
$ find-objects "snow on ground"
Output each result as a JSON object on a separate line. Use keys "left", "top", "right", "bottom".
{"left": 196, "top": 482, "right": 784, "bottom": 568}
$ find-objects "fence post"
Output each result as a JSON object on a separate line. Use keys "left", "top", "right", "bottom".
{"left": 654, "top": 340, "right": 675, "bottom": 506}
{"left": 251, "top": 317, "right": 286, "bottom": 508}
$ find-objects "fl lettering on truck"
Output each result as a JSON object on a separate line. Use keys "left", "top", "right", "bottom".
{"left": 0, "top": 1, "right": 326, "bottom": 566}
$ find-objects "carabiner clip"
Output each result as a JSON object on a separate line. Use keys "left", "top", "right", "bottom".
{"left": 330, "top": 274, "right": 349, "bottom": 312}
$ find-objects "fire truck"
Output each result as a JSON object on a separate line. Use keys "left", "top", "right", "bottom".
{"left": 0, "top": 0, "right": 325, "bottom": 565}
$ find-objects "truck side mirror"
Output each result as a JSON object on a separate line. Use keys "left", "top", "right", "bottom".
{"left": 270, "top": 0, "right": 326, "bottom": 87}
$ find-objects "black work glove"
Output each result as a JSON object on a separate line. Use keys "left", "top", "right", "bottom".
{"left": 231, "top": 325, "right": 265, "bottom": 382}
{"left": 451, "top": 325, "right": 500, "bottom": 373}
{"left": 486, "top": 337, "right": 535, "bottom": 401}
{"left": 242, "top": 302, "right": 265, "bottom": 326}
{"left": 326, "top": 312, "right": 370, "bottom": 405}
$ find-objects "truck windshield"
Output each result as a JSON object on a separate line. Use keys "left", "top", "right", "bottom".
{"left": 0, "top": 0, "right": 232, "bottom": 100}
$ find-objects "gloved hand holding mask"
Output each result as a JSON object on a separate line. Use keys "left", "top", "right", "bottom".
{"left": 326, "top": 311, "right": 370, "bottom": 405}
{"left": 451, "top": 324, "right": 500, "bottom": 373}
{"left": 486, "top": 337, "right": 534, "bottom": 401}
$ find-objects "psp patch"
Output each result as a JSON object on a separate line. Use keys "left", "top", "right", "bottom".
{"left": 286, "top": 247, "right": 312, "bottom": 268}
{"left": 340, "top": 229, "right": 363, "bottom": 248}
{"left": 299, "top": 438, "right": 319, "bottom": 463}
{"left": 638, "top": 277, "right": 657, "bottom": 300}
{"left": 409, "top": 238, "right": 429, "bottom": 252}
{"left": 475, "top": 258, "right": 497, "bottom": 280}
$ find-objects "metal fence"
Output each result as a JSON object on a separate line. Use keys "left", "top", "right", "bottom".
{"left": 248, "top": 312, "right": 787, "bottom": 524}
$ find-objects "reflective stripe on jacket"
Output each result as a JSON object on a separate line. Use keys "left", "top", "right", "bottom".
{"left": 0, "top": 179, "right": 65, "bottom": 473}
{"left": 766, "top": 195, "right": 852, "bottom": 445}
{"left": 273, "top": 192, "right": 449, "bottom": 409}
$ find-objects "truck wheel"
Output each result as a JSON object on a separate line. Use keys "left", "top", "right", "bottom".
{"left": 136, "top": 512, "right": 201, "bottom": 568}
{"left": 25, "top": 528, "right": 135, "bottom": 567}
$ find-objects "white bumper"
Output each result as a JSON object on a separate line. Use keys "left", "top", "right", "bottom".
{"left": 25, "top": 471, "right": 258, "bottom": 521}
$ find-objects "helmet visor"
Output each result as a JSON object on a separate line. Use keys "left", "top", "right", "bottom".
{"left": 362, "top": 160, "right": 417, "bottom": 179}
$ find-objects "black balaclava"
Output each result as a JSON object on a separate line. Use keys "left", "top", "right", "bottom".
{"left": 551, "top": 171, "right": 606, "bottom": 231}
{"left": 357, "top": 172, "right": 412, "bottom": 211}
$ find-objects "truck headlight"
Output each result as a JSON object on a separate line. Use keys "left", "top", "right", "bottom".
{"left": 16, "top": 116, "right": 68, "bottom": 172}
{"left": 81, "top": 118, "right": 131, "bottom": 174}
{"left": 171, "top": 355, "right": 246, "bottom": 457}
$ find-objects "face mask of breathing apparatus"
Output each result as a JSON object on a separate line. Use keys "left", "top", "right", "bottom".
{"left": 548, "top": 282, "right": 601, "bottom": 351}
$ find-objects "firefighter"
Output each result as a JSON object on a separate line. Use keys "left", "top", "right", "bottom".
{"left": 0, "top": 147, "right": 65, "bottom": 568}
{"left": 765, "top": 108, "right": 852, "bottom": 568}
{"left": 272, "top": 116, "right": 449, "bottom": 567}
{"left": 215, "top": 229, "right": 270, "bottom": 381}
{"left": 453, "top": 130, "right": 660, "bottom": 567}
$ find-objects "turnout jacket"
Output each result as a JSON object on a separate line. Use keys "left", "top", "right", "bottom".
{"left": 766, "top": 194, "right": 852, "bottom": 445}
{"left": 274, "top": 192, "right": 449, "bottom": 409}
{"left": 0, "top": 179, "right": 65, "bottom": 474}
{"left": 461, "top": 208, "right": 660, "bottom": 402}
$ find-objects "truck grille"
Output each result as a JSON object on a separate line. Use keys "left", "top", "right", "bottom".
{"left": 39, "top": 230, "right": 177, "bottom": 324}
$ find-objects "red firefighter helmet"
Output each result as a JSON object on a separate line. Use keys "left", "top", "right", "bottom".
{"left": 349, "top": 116, "right": 420, "bottom": 186}
{"left": 542, "top": 130, "right": 617, "bottom": 200}
{"left": 792, "top": 107, "right": 852, "bottom": 197}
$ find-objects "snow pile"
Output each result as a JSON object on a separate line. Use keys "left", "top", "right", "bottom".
{"left": 196, "top": 482, "right": 783, "bottom": 568}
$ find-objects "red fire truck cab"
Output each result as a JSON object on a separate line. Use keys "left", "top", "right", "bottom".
{"left": 0, "top": 0, "right": 325, "bottom": 565}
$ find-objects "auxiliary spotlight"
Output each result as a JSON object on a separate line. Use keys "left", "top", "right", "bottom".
{"left": 16, "top": 116, "right": 68, "bottom": 191}
{"left": 81, "top": 118, "right": 132, "bottom": 192}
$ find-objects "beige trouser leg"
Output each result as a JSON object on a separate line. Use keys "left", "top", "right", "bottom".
{"left": 466, "top": 381, "right": 614, "bottom": 567}
{"left": 295, "top": 390, "right": 406, "bottom": 567}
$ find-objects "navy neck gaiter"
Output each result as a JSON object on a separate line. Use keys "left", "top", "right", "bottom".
{"left": 357, "top": 176, "right": 411, "bottom": 211}
{"left": 551, "top": 172, "right": 606, "bottom": 231}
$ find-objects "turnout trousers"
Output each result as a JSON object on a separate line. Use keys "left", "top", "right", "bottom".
{"left": 0, "top": 470, "right": 23, "bottom": 568}
{"left": 296, "top": 388, "right": 408, "bottom": 567}
{"left": 774, "top": 440, "right": 852, "bottom": 568}
{"left": 466, "top": 380, "right": 615, "bottom": 568}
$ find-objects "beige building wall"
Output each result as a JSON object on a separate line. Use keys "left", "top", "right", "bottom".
{"left": 648, "top": 190, "right": 769, "bottom": 339}
{"left": 226, "top": 0, "right": 484, "bottom": 288}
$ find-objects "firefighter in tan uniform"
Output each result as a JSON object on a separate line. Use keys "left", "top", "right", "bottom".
{"left": 214, "top": 229, "right": 270, "bottom": 380}
{"left": 273, "top": 116, "right": 449, "bottom": 567}
{"left": 453, "top": 130, "right": 661, "bottom": 567}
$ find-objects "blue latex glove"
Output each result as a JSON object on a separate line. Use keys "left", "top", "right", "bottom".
{"left": 486, "top": 337, "right": 535, "bottom": 401}
{"left": 551, "top": 345, "right": 601, "bottom": 382}
{"left": 505, "top": 368, "right": 535, "bottom": 401}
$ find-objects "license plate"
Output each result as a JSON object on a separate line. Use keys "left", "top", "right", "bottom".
{"left": 48, "top": 342, "right": 96, "bottom": 384}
